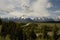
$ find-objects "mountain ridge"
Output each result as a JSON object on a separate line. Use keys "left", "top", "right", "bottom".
{"left": 1, "top": 16, "right": 60, "bottom": 23}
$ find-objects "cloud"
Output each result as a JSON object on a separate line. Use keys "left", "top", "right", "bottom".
{"left": 54, "top": 10, "right": 60, "bottom": 13}
{"left": 28, "top": 0, "right": 51, "bottom": 17}
{"left": 46, "top": 2, "right": 53, "bottom": 8}
{"left": 0, "top": 0, "right": 52, "bottom": 18}
{"left": 56, "top": 16, "right": 60, "bottom": 19}
{"left": 9, "top": 11, "right": 25, "bottom": 17}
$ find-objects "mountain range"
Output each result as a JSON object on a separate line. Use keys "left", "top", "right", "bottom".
{"left": 1, "top": 16, "right": 60, "bottom": 23}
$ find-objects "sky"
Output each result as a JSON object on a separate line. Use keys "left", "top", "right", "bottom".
{"left": 0, "top": 0, "right": 60, "bottom": 18}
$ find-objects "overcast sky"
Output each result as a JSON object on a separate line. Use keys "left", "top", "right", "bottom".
{"left": 0, "top": 0, "right": 60, "bottom": 18}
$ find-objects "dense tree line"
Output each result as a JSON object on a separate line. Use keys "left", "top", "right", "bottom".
{"left": 0, "top": 18, "right": 2, "bottom": 25}
{"left": 0, "top": 19, "right": 37, "bottom": 40}
{"left": 0, "top": 18, "right": 60, "bottom": 40}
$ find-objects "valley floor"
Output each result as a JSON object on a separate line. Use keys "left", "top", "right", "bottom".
{"left": 0, "top": 22, "right": 60, "bottom": 40}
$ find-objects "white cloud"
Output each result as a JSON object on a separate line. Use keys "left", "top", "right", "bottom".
{"left": 54, "top": 10, "right": 60, "bottom": 13}
{"left": 9, "top": 11, "right": 24, "bottom": 17}
{"left": 46, "top": 2, "right": 53, "bottom": 8}
{"left": 0, "top": 0, "right": 52, "bottom": 18}
{"left": 30, "top": 0, "right": 50, "bottom": 17}
{"left": 56, "top": 16, "right": 60, "bottom": 19}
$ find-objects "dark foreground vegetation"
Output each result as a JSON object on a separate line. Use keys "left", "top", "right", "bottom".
{"left": 0, "top": 18, "right": 60, "bottom": 40}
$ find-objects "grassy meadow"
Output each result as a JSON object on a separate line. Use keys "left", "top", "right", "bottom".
{"left": 0, "top": 19, "right": 60, "bottom": 40}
